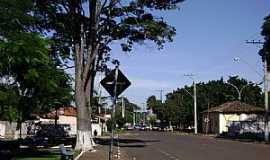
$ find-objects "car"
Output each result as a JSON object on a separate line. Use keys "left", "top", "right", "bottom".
{"left": 152, "top": 126, "right": 161, "bottom": 131}
{"left": 126, "top": 125, "right": 134, "bottom": 130}
{"left": 134, "top": 125, "right": 141, "bottom": 130}
{"left": 139, "top": 126, "right": 146, "bottom": 131}
{"left": 145, "top": 126, "right": 151, "bottom": 131}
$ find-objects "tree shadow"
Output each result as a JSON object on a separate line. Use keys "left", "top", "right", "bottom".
{"left": 0, "top": 137, "right": 75, "bottom": 160}
{"left": 94, "top": 137, "right": 160, "bottom": 148}
{"left": 0, "top": 141, "right": 60, "bottom": 160}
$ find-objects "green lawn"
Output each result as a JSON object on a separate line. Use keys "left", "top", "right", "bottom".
{"left": 15, "top": 155, "right": 60, "bottom": 160}
{"left": 13, "top": 148, "right": 83, "bottom": 160}
{"left": 13, "top": 148, "right": 61, "bottom": 160}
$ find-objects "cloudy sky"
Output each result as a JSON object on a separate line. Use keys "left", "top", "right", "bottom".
{"left": 96, "top": 0, "right": 270, "bottom": 108}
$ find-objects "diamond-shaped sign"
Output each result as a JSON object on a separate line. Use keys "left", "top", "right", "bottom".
{"left": 100, "top": 69, "right": 131, "bottom": 97}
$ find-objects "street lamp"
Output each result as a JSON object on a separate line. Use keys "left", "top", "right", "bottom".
{"left": 184, "top": 74, "right": 197, "bottom": 134}
{"left": 224, "top": 81, "right": 251, "bottom": 101}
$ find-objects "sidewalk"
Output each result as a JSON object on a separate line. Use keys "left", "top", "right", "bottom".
{"left": 78, "top": 144, "right": 129, "bottom": 160}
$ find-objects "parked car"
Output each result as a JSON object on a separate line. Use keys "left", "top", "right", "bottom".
{"left": 152, "top": 126, "right": 161, "bottom": 131}
{"left": 126, "top": 125, "right": 134, "bottom": 130}
{"left": 139, "top": 125, "right": 146, "bottom": 131}
{"left": 145, "top": 126, "right": 151, "bottom": 131}
{"left": 134, "top": 125, "right": 141, "bottom": 130}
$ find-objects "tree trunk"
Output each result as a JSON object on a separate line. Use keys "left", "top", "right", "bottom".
{"left": 74, "top": 0, "right": 101, "bottom": 151}
{"left": 74, "top": 41, "right": 93, "bottom": 151}
{"left": 85, "top": 71, "right": 97, "bottom": 147}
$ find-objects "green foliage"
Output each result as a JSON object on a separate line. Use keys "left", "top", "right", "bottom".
{"left": 147, "top": 114, "right": 157, "bottom": 125}
{"left": 32, "top": 0, "right": 184, "bottom": 70}
{"left": 106, "top": 118, "right": 113, "bottom": 132}
{"left": 115, "top": 97, "right": 139, "bottom": 124}
{"left": 105, "top": 97, "right": 140, "bottom": 129}
{"left": 260, "top": 15, "right": 270, "bottom": 62}
{"left": 147, "top": 76, "right": 264, "bottom": 130}
{"left": 0, "top": 0, "right": 72, "bottom": 121}
{"left": 0, "top": 84, "right": 19, "bottom": 121}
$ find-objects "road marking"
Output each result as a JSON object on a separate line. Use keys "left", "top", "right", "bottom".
{"left": 157, "top": 149, "right": 182, "bottom": 160}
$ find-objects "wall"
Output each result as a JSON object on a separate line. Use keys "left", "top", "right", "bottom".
{"left": 92, "top": 123, "right": 102, "bottom": 136}
{"left": 202, "top": 112, "right": 219, "bottom": 134}
{"left": 58, "top": 116, "right": 77, "bottom": 136}
{"left": 219, "top": 113, "right": 263, "bottom": 134}
{"left": 39, "top": 116, "right": 102, "bottom": 136}
{"left": 0, "top": 121, "right": 28, "bottom": 139}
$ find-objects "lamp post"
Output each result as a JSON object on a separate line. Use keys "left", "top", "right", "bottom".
{"left": 224, "top": 81, "right": 251, "bottom": 101}
{"left": 184, "top": 74, "right": 197, "bottom": 134}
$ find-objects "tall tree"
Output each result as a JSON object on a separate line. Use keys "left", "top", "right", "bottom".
{"left": 0, "top": 0, "right": 72, "bottom": 130}
{"left": 260, "top": 15, "right": 270, "bottom": 62}
{"left": 32, "top": 0, "right": 185, "bottom": 151}
{"left": 151, "top": 76, "right": 263, "bottom": 131}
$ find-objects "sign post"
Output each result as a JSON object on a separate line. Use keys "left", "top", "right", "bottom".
{"left": 100, "top": 65, "right": 131, "bottom": 160}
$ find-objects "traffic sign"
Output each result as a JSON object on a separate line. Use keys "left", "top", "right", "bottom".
{"left": 100, "top": 68, "right": 131, "bottom": 97}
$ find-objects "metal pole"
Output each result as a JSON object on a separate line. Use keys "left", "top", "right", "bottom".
{"left": 226, "top": 82, "right": 241, "bottom": 101}
{"left": 264, "top": 56, "right": 269, "bottom": 142}
{"left": 193, "top": 81, "right": 198, "bottom": 134}
{"left": 160, "top": 90, "right": 163, "bottom": 103}
{"left": 98, "top": 78, "right": 102, "bottom": 124}
{"left": 122, "top": 97, "right": 125, "bottom": 118}
{"left": 109, "top": 65, "right": 119, "bottom": 160}
{"left": 133, "top": 112, "right": 135, "bottom": 126}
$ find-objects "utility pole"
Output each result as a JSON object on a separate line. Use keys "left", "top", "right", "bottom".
{"left": 193, "top": 81, "right": 198, "bottom": 134}
{"left": 246, "top": 40, "right": 269, "bottom": 142}
{"left": 156, "top": 89, "right": 164, "bottom": 103}
{"left": 184, "top": 74, "right": 198, "bottom": 134}
{"left": 133, "top": 111, "right": 135, "bottom": 126}
{"left": 142, "top": 103, "right": 146, "bottom": 125}
{"left": 98, "top": 73, "right": 103, "bottom": 124}
{"left": 264, "top": 53, "right": 269, "bottom": 142}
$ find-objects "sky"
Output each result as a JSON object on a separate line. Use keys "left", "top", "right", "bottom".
{"left": 97, "top": 0, "right": 270, "bottom": 108}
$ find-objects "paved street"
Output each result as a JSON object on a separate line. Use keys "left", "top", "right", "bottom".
{"left": 119, "top": 131, "right": 270, "bottom": 160}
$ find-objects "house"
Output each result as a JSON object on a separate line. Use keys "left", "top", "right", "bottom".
{"left": 36, "top": 106, "right": 103, "bottom": 137}
{"left": 37, "top": 106, "right": 78, "bottom": 136}
{"left": 202, "top": 101, "right": 265, "bottom": 134}
{"left": 0, "top": 106, "right": 105, "bottom": 139}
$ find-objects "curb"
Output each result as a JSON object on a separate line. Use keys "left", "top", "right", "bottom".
{"left": 74, "top": 150, "right": 84, "bottom": 160}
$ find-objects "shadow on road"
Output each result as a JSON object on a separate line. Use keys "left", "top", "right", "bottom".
{"left": 95, "top": 137, "right": 160, "bottom": 148}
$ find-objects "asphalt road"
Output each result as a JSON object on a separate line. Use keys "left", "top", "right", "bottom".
{"left": 119, "top": 131, "right": 270, "bottom": 160}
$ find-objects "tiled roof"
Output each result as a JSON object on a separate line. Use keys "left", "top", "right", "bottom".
{"left": 203, "top": 101, "right": 264, "bottom": 114}
{"left": 37, "top": 106, "right": 77, "bottom": 119}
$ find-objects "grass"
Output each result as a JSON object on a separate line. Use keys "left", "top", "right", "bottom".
{"left": 14, "top": 147, "right": 82, "bottom": 160}
{"left": 74, "top": 149, "right": 82, "bottom": 158}
{"left": 14, "top": 155, "right": 60, "bottom": 160}
{"left": 115, "top": 129, "right": 125, "bottom": 135}
{"left": 12, "top": 148, "right": 61, "bottom": 160}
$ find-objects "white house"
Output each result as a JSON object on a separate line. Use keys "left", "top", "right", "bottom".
{"left": 202, "top": 101, "right": 265, "bottom": 134}
{"left": 37, "top": 106, "right": 103, "bottom": 137}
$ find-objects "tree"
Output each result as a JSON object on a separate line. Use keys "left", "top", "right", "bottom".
{"left": 260, "top": 15, "right": 270, "bottom": 62}
{"left": 0, "top": 0, "right": 72, "bottom": 131}
{"left": 150, "top": 76, "right": 264, "bottom": 131}
{"left": 146, "top": 95, "right": 165, "bottom": 122}
{"left": 0, "top": 84, "right": 19, "bottom": 122}
{"left": 31, "top": 0, "right": 185, "bottom": 151}
{"left": 112, "top": 97, "right": 139, "bottom": 127}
